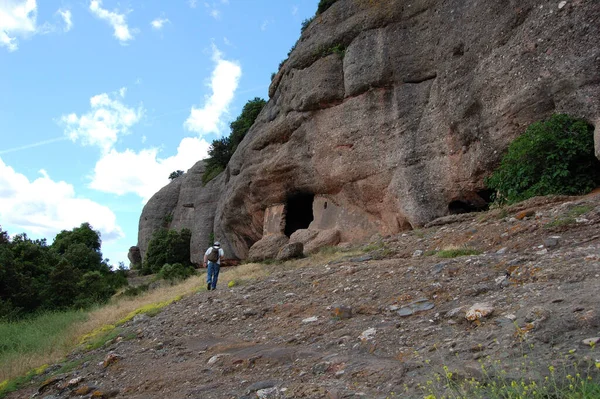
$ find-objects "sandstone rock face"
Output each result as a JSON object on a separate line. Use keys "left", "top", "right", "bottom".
{"left": 213, "top": 0, "right": 600, "bottom": 259}
{"left": 139, "top": 0, "right": 600, "bottom": 260}
{"left": 137, "top": 161, "right": 226, "bottom": 264}
{"left": 248, "top": 234, "right": 290, "bottom": 262}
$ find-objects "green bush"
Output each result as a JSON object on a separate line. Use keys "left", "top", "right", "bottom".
{"left": 168, "top": 170, "right": 184, "bottom": 180}
{"left": 158, "top": 263, "right": 196, "bottom": 282}
{"left": 317, "top": 0, "right": 338, "bottom": 14}
{"left": 301, "top": 17, "right": 314, "bottom": 32}
{"left": 143, "top": 228, "right": 193, "bottom": 275}
{"left": 486, "top": 114, "right": 599, "bottom": 205}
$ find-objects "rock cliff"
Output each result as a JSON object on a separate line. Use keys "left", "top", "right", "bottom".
{"left": 136, "top": 0, "right": 600, "bottom": 262}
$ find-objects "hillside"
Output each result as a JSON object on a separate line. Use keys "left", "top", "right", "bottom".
{"left": 7, "top": 192, "right": 600, "bottom": 398}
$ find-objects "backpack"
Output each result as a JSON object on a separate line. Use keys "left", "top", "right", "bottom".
{"left": 207, "top": 247, "right": 220, "bottom": 262}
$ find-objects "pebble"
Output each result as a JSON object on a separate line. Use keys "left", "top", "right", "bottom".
{"left": 558, "top": 1, "right": 567, "bottom": 9}
{"left": 582, "top": 337, "right": 600, "bottom": 346}
{"left": 496, "top": 247, "right": 508, "bottom": 254}
{"left": 256, "top": 387, "right": 279, "bottom": 398}
{"left": 412, "top": 250, "right": 423, "bottom": 257}
{"left": 358, "top": 328, "right": 376, "bottom": 341}
{"left": 331, "top": 305, "right": 352, "bottom": 319}
{"left": 466, "top": 303, "right": 494, "bottom": 321}
{"left": 302, "top": 316, "right": 318, "bottom": 323}
{"left": 544, "top": 236, "right": 560, "bottom": 248}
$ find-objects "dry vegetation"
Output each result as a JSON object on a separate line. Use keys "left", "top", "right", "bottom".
{"left": 0, "top": 246, "right": 364, "bottom": 385}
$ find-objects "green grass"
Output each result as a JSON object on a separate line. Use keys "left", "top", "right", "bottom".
{"left": 436, "top": 248, "right": 481, "bottom": 258}
{"left": 0, "top": 310, "right": 89, "bottom": 397}
{"left": 0, "top": 310, "right": 88, "bottom": 359}
{"left": 546, "top": 204, "right": 593, "bottom": 228}
{"left": 419, "top": 360, "right": 600, "bottom": 399}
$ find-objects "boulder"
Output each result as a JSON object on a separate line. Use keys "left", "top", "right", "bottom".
{"left": 289, "top": 229, "right": 319, "bottom": 245}
{"left": 303, "top": 229, "right": 341, "bottom": 255}
{"left": 127, "top": 246, "right": 142, "bottom": 266}
{"left": 276, "top": 242, "right": 304, "bottom": 261}
{"left": 248, "top": 234, "right": 290, "bottom": 262}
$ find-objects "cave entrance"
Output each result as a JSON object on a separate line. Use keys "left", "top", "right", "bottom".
{"left": 448, "top": 190, "right": 494, "bottom": 215}
{"left": 284, "top": 193, "right": 314, "bottom": 237}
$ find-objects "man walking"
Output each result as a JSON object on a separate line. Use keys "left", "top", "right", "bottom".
{"left": 203, "top": 241, "right": 224, "bottom": 290}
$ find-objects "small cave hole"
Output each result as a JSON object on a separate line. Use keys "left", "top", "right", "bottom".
{"left": 323, "top": 201, "right": 328, "bottom": 210}
{"left": 448, "top": 200, "right": 474, "bottom": 215}
{"left": 476, "top": 189, "right": 495, "bottom": 205}
{"left": 284, "top": 193, "right": 314, "bottom": 237}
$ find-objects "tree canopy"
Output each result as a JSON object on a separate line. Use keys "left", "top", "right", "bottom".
{"left": 0, "top": 223, "right": 127, "bottom": 320}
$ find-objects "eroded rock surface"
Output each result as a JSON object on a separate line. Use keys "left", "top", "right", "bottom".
{"left": 139, "top": 0, "right": 600, "bottom": 261}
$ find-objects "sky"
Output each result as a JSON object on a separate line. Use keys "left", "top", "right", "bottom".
{"left": 0, "top": 0, "right": 320, "bottom": 266}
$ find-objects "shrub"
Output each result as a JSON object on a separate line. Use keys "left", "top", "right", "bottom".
{"left": 168, "top": 170, "right": 184, "bottom": 180}
{"left": 317, "top": 0, "right": 338, "bottom": 14}
{"left": 301, "top": 17, "right": 314, "bottom": 32}
{"left": 143, "top": 229, "right": 193, "bottom": 275}
{"left": 486, "top": 114, "right": 599, "bottom": 205}
{"left": 158, "top": 263, "right": 195, "bottom": 282}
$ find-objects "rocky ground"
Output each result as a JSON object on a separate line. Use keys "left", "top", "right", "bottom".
{"left": 8, "top": 194, "right": 600, "bottom": 399}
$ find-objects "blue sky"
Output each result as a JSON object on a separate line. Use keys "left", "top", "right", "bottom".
{"left": 0, "top": 0, "right": 319, "bottom": 266}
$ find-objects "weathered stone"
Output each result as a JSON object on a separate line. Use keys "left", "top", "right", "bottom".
{"left": 276, "top": 242, "right": 304, "bottom": 261}
{"left": 544, "top": 236, "right": 561, "bottom": 248}
{"left": 303, "top": 229, "right": 341, "bottom": 255}
{"left": 466, "top": 303, "right": 495, "bottom": 321}
{"left": 127, "top": 246, "right": 141, "bottom": 266}
{"left": 102, "top": 353, "right": 121, "bottom": 368}
{"left": 248, "top": 234, "right": 290, "bottom": 262}
{"left": 331, "top": 305, "right": 352, "bottom": 320}
{"left": 289, "top": 228, "right": 319, "bottom": 244}
{"left": 582, "top": 337, "right": 600, "bottom": 346}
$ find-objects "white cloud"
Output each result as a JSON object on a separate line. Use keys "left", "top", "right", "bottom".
{"left": 292, "top": 5, "right": 298, "bottom": 16}
{"left": 61, "top": 88, "right": 144, "bottom": 153}
{"left": 204, "top": 1, "right": 227, "bottom": 20}
{"left": 0, "top": 0, "right": 37, "bottom": 51}
{"left": 184, "top": 45, "right": 241, "bottom": 136}
{"left": 188, "top": 0, "right": 197, "bottom": 8}
{"left": 89, "top": 0, "right": 135, "bottom": 44}
{"left": 0, "top": 157, "right": 124, "bottom": 242}
{"left": 260, "top": 20, "right": 269, "bottom": 31}
{"left": 150, "top": 17, "right": 169, "bottom": 30}
{"left": 89, "top": 137, "right": 211, "bottom": 201}
{"left": 57, "top": 8, "right": 72, "bottom": 32}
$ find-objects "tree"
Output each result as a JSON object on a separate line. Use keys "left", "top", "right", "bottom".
{"left": 169, "top": 170, "right": 184, "bottom": 180}
{"left": 143, "top": 228, "right": 193, "bottom": 274}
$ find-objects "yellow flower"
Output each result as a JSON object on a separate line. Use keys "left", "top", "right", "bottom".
{"left": 549, "top": 365, "right": 555, "bottom": 373}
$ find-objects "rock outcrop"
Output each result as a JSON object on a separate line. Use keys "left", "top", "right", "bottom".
{"left": 137, "top": 161, "right": 226, "bottom": 264}
{"left": 138, "top": 0, "right": 600, "bottom": 261}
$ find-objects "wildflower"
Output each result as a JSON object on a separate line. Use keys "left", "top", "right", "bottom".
{"left": 549, "top": 365, "right": 555, "bottom": 373}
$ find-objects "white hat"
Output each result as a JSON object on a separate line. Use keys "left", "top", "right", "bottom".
{"left": 213, "top": 241, "right": 221, "bottom": 247}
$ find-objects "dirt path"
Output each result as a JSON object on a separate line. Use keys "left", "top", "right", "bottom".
{"left": 7, "top": 194, "right": 600, "bottom": 399}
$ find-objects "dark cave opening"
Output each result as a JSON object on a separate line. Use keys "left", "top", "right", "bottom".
{"left": 284, "top": 193, "right": 314, "bottom": 237}
{"left": 448, "top": 190, "right": 494, "bottom": 215}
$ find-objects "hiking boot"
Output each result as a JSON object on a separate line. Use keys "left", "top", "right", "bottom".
{"left": 207, "top": 283, "right": 211, "bottom": 291}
